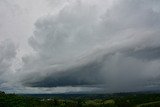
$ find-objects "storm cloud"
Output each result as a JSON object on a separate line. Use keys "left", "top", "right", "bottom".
{"left": 16, "top": 0, "right": 160, "bottom": 93}
{"left": 1, "top": 0, "right": 160, "bottom": 93}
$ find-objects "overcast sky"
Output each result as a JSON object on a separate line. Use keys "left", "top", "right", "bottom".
{"left": 0, "top": 0, "right": 160, "bottom": 93}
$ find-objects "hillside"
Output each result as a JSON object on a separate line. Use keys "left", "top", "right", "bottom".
{"left": 1, "top": 91, "right": 160, "bottom": 107}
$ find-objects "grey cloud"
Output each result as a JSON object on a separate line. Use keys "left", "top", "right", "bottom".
{"left": 23, "top": 60, "right": 106, "bottom": 87}
{"left": 0, "top": 39, "right": 16, "bottom": 75}
{"left": 125, "top": 46, "right": 160, "bottom": 60}
{"left": 18, "top": 0, "right": 160, "bottom": 92}
{"left": 0, "top": 39, "right": 17, "bottom": 92}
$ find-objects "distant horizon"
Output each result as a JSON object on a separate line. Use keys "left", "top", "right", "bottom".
{"left": 4, "top": 88, "right": 160, "bottom": 94}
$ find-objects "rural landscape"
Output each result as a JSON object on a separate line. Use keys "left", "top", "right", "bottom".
{"left": 1, "top": 0, "right": 160, "bottom": 106}
{"left": 1, "top": 91, "right": 160, "bottom": 107}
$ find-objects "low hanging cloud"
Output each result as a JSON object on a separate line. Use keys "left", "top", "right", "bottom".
{"left": 18, "top": 0, "right": 160, "bottom": 92}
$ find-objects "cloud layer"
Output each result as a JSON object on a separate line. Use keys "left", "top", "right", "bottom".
{"left": 16, "top": 0, "right": 160, "bottom": 93}
{"left": 1, "top": 0, "right": 160, "bottom": 93}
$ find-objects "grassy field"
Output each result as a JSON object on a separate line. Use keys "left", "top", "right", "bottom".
{"left": 136, "top": 101, "right": 160, "bottom": 107}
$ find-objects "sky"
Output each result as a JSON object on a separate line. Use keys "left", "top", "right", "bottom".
{"left": 0, "top": 0, "right": 160, "bottom": 93}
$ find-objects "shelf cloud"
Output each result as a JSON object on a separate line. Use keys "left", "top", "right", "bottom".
{"left": 1, "top": 0, "right": 160, "bottom": 93}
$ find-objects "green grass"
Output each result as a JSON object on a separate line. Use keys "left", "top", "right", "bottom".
{"left": 136, "top": 101, "right": 160, "bottom": 107}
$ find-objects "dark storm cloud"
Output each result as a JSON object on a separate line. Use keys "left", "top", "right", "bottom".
{"left": 17, "top": 0, "right": 160, "bottom": 92}
{"left": 126, "top": 46, "right": 160, "bottom": 60}
{"left": 23, "top": 60, "right": 106, "bottom": 87}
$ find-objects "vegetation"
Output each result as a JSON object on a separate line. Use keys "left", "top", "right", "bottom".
{"left": 1, "top": 91, "right": 160, "bottom": 107}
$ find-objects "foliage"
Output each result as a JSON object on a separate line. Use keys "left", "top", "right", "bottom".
{"left": 1, "top": 91, "right": 160, "bottom": 107}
